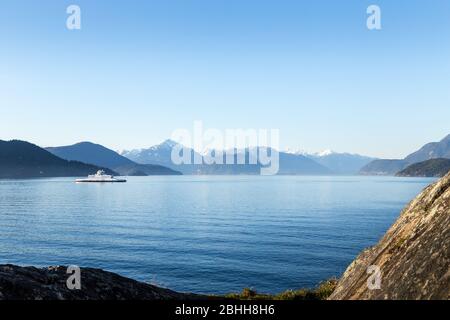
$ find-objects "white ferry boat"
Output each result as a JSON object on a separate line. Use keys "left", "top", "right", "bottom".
{"left": 75, "top": 170, "right": 127, "bottom": 183}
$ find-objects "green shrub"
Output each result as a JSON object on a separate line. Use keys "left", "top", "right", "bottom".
{"left": 221, "top": 278, "right": 338, "bottom": 300}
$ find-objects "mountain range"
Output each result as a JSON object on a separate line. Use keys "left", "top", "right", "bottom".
{"left": 46, "top": 142, "right": 181, "bottom": 176}
{"left": 120, "top": 140, "right": 374, "bottom": 175}
{"left": 396, "top": 158, "right": 450, "bottom": 178}
{"left": 304, "top": 152, "right": 375, "bottom": 175}
{"left": 404, "top": 134, "right": 450, "bottom": 163}
{"left": 1, "top": 134, "right": 448, "bottom": 179}
{"left": 0, "top": 140, "right": 116, "bottom": 179}
{"left": 360, "top": 134, "right": 450, "bottom": 176}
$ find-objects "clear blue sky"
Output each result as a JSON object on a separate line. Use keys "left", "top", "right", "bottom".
{"left": 1, "top": 0, "right": 449, "bottom": 158}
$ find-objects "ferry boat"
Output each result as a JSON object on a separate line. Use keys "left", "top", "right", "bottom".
{"left": 75, "top": 170, "right": 127, "bottom": 183}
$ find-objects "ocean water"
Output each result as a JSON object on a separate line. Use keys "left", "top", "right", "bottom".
{"left": 0, "top": 175, "right": 435, "bottom": 294}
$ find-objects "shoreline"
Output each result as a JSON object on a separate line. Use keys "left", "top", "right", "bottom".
{"left": 0, "top": 264, "right": 336, "bottom": 300}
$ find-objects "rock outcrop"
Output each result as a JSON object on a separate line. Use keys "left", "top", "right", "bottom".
{"left": 0, "top": 265, "right": 201, "bottom": 300}
{"left": 330, "top": 171, "right": 450, "bottom": 300}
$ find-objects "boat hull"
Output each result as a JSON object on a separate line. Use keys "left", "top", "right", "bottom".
{"left": 75, "top": 179, "right": 127, "bottom": 183}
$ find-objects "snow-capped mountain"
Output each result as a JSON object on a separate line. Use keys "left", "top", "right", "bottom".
{"left": 283, "top": 148, "right": 376, "bottom": 174}
{"left": 283, "top": 148, "right": 309, "bottom": 156}
{"left": 314, "top": 149, "right": 336, "bottom": 157}
{"left": 120, "top": 140, "right": 377, "bottom": 175}
{"left": 120, "top": 139, "right": 202, "bottom": 174}
{"left": 307, "top": 151, "right": 376, "bottom": 174}
{"left": 121, "top": 140, "right": 332, "bottom": 175}
{"left": 283, "top": 148, "right": 337, "bottom": 157}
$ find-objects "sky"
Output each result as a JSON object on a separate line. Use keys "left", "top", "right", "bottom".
{"left": 0, "top": 0, "right": 449, "bottom": 158}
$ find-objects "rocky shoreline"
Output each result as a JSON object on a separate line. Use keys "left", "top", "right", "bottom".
{"left": 0, "top": 264, "right": 202, "bottom": 300}
{"left": 330, "top": 171, "right": 449, "bottom": 300}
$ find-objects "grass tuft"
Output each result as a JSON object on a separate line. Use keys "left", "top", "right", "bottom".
{"left": 222, "top": 278, "right": 338, "bottom": 300}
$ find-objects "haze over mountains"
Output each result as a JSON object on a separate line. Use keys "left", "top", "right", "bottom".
{"left": 39, "top": 134, "right": 450, "bottom": 177}
{"left": 359, "top": 159, "right": 410, "bottom": 176}
{"left": 304, "top": 152, "right": 375, "bottom": 175}
{"left": 120, "top": 140, "right": 374, "bottom": 175}
{"left": 1, "top": 134, "right": 448, "bottom": 178}
{"left": 360, "top": 134, "right": 450, "bottom": 176}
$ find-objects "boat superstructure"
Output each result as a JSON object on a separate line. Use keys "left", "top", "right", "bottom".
{"left": 75, "top": 170, "right": 126, "bottom": 183}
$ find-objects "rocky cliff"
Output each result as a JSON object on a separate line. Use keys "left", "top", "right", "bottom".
{"left": 329, "top": 171, "right": 450, "bottom": 300}
{"left": 0, "top": 265, "right": 200, "bottom": 300}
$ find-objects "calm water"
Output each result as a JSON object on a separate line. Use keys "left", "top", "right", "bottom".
{"left": 0, "top": 176, "right": 435, "bottom": 294}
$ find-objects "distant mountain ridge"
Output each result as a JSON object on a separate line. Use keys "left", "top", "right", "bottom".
{"left": 359, "top": 134, "right": 450, "bottom": 176}
{"left": 47, "top": 142, "right": 134, "bottom": 169}
{"left": 119, "top": 140, "right": 192, "bottom": 172}
{"left": 404, "top": 134, "right": 450, "bottom": 163}
{"left": 306, "top": 152, "right": 375, "bottom": 175}
{"left": 396, "top": 158, "right": 450, "bottom": 177}
{"left": 46, "top": 142, "right": 181, "bottom": 176}
{"left": 121, "top": 141, "right": 265, "bottom": 175}
{"left": 197, "top": 148, "right": 333, "bottom": 175}
{"left": 4, "top": 136, "right": 446, "bottom": 177}
{"left": 120, "top": 140, "right": 376, "bottom": 175}
{"left": 359, "top": 159, "right": 410, "bottom": 176}
{"left": 0, "top": 140, "right": 116, "bottom": 179}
